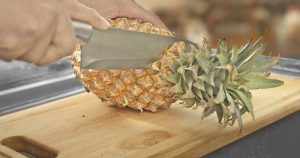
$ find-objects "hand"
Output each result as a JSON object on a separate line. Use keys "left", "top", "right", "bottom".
{"left": 78, "top": 0, "right": 167, "bottom": 28}
{"left": 0, "top": 0, "right": 110, "bottom": 65}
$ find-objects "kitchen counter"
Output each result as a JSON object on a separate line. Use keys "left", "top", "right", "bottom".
{"left": 0, "top": 57, "right": 299, "bottom": 158}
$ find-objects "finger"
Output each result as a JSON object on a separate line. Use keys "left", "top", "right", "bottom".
{"left": 69, "top": 1, "right": 110, "bottom": 29}
{"left": 37, "top": 7, "right": 76, "bottom": 65}
{"left": 0, "top": 36, "right": 33, "bottom": 61}
{"left": 36, "top": 45, "right": 64, "bottom": 65}
{"left": 0, "top": 48, "right": 13, "bottom": 61}
{"left": 4, "top": 40, "right": 31, "bottom": 60}
{"left": 17, "top": 19, "right": 57, "bottom": 64}
{"left": 129, "top": 6, "right": 167, "bottom": 29}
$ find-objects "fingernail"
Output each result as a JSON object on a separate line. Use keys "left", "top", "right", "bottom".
{"left": 97, "top": 17, "right": 111, "bottom": 30}
{"left": 102, "top": 19, "right": 111, "bottom": 29}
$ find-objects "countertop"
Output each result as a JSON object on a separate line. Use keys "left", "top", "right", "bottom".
{"left": 0, "top": 57, "right": 299, "bottom": 158}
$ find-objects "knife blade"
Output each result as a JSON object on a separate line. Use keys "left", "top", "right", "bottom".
{"left": 72, "top": 20, "right": 198, "bottom": 70}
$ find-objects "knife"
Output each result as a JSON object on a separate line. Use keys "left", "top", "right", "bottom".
{"left": 72, "top": 20, "right": 198, "bottom": 70}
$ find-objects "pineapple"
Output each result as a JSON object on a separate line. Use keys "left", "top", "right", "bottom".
{"left": 72, "top": 18, "right": 283, "bottom": 130}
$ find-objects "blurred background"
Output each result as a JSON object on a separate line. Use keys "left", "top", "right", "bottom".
{"left": 138, "top": 0, "right": 300, "bottom": 58}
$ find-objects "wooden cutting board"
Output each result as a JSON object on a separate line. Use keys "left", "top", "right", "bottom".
{"left": 0, "top": 75, "right": 300, "bottom": 158}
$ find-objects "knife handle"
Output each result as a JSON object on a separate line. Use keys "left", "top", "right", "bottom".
{"left": 72, "top": 20, "right": 93, "bottom": 44}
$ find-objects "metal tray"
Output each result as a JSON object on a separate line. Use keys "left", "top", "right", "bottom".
{"left": 0, "top": 56, "right": 299, "bottom": 115}
{"left": 0, "top": 59, "right": 84, "bottom": 115}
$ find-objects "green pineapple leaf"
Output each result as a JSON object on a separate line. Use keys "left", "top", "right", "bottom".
{"left": 169, "top": 60, "right": 180, "bottom": 72}
{"left": 179, "top": 53, "right": 189, "bottom": 66}
{"left": 222, "top": 104, "right": 230, "bottom": 128}
{"left": 172, "top": 78, "right": 185, "bottom": 93}
{"left": 195, "top": 54, "right": 212, "bottom": 74}
{"left": 216, "top": 40, "right": 229, "bottom": 65}
{"left": 237, "top": 44, "right": 265, "bottom": 72}
{"left": 252, "top": 57, "right": 279, "bottom": 72}
{"left": 198, "top": 70, "right": 216, "bottom": 87}
{"left": 240, "top": 106, "right": 248, "bottom": 115}
{"left": 193, "top": 87, "right": 205, "bottom": 101}
{"left": 177, "top": 65, "right": 187, "bottom": 81}
{"left": 214, "top": 69, "right": 224, "bottom": 88}
{"left": 190, "top": 44, "right": 200, "bottom": 54}
{"left": 237, "top": 37, "right": 263, "bottom": 63}
{"left": 230, "top": 65, "right": 238, "bottom": 82}
{"left": 226, "top": 87, "right": 254, "bottom": 119}
{"left": 202, "top": 105, "right": 216, "bottom": 119}
{"left": 225, "top": 90, "right": 243, "bottom": 131}
{"left": 214, "top": 84, "right": 226, "bottom": 104}
{"left": 165, "top": 73, "right": 180, "bottom": 84}
{"left": 243, "top": 74, "right": 284, "bottom": 90}
{"left": 182, "top": 99, "right": 196, "bottom": 108}
{"left": 186, "top": 65, "right": 199, "bottom": 80}
{"left": 230, "top": 44, "right": 239, "bottom": 64}
{"left": 205, "top": 83, "right": 214, "bottom": 97}
{"left": 215, "top": 105, "right": 223, "bottom": 123}
{"left": 203, "top": 39, "right": 212, "bottom": 58}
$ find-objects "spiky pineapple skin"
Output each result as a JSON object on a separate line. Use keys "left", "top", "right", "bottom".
{"left": 72, "top": 18, "right": 183, "bottom": 112}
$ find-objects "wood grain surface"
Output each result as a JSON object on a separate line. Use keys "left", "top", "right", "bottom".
{"left": 0, "top": 76, "right": 300, "bottom": 158}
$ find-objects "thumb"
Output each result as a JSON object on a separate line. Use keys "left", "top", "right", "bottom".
{"left": 69, "top": 1, "right": 111, "bottom": 29}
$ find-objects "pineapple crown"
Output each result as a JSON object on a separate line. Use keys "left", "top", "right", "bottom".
{"left": 165, "top": 37, "right": 284, "bottom": 131}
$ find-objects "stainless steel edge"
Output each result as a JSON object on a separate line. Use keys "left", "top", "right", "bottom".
{"left": 270, "top": 57, "right": 300, "bottom": 78}
{"left": 72, "top": 20, "right": 93, "bottom": 44}
{"left": 0, "top": 74, "right": 84, "bottom": 116}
